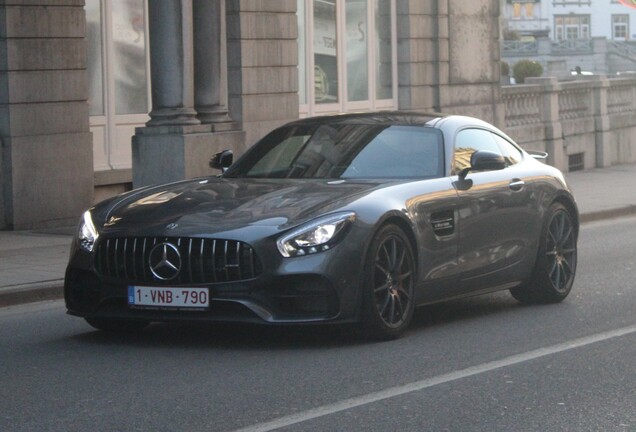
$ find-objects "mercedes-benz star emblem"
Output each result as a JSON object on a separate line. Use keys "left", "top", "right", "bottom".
{"left": 148, "top": 242, "right": 182, "bottom": 281}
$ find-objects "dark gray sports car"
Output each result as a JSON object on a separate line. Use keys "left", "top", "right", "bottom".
{"left": 65, "top": 112, "right": 579, "bottom": 339}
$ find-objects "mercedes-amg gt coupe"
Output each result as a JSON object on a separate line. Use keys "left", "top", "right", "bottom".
{"left": 65, "top": 112, "right": 578, "bottom": 340}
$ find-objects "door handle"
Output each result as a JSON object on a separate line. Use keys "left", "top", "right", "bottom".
{"left": 509, "top": 179, "right": 525, "bottom": 191}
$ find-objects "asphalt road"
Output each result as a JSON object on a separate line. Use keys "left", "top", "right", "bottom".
{"left": 2, "top": 216, "right": 636, "bottom": 432}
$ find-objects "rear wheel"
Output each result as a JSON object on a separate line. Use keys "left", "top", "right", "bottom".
{"left": 85, "top": 317, "right": 150, "bottom": 333}
{"left": 511, "top": 203, "right": 577, "bottom": 304}
{"left": 360, "top": 225, "right": 416, "bottom": 340}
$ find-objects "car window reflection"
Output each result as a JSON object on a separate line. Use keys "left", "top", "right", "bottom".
{"left": 229, "top": 124, "right": 444, "bottom": 180}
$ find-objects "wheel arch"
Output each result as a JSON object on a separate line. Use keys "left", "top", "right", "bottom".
{"left": 551, "top": 194, "right": 580, "bottom": 232}
{"left": 376, "top": 214, "right": 419, "bottom": 266}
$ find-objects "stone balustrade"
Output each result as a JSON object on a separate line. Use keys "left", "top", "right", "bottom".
{"left": 502, "top": 75, "right": 636, "bottom": 171}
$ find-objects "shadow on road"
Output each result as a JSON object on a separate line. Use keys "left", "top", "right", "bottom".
{"left": 69, "top": 291, "right": 551, "bottom": 350}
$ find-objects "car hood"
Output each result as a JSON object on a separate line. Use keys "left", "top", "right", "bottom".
{"left": 95, "top": 178, "right": 386, "bottom": 238}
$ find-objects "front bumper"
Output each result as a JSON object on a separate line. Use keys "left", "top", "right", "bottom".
{"left": 64, "top": 243, "right": 364, "bottom": 325}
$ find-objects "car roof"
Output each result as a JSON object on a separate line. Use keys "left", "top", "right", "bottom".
{"left": 280, "top": 112, "right": 516, "bottom": 144}
{"left": 284, "top": 111, "right": 447, "bottom": 127}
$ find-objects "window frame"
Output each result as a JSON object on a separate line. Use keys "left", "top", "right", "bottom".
{"left": 298, "top": 0, "right": 398, "bottom": 118}
{"left": 87, "top": 0, "right": 151, "bottom": 172}
{"left": 612, "top": 14, "right": 630, "bottom": 40}
{"left": 554, "top": 14, "right": 591, "bottom": 41}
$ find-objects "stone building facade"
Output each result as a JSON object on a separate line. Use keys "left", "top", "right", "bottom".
{"left": 1, "top": 0, "right": 503, "bottom": 230}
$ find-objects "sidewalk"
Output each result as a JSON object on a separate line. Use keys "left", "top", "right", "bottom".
{"left": 1, "top": 163, "right": 636, "bottom": 307}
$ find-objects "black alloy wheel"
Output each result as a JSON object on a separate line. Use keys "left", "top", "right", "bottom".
{"left": 546, "top": 207, "right": 577, "bottom": 293}
{"left": 511, "top": 203, "right": 577, "bottom": 304}
{"left": 361, "top": 224, "right": 416, "bottom": 340}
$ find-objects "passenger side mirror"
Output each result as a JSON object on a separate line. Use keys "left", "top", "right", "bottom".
{"left": 209, "top": 150, "right": 233, "bottom": 172}
{"left": 459, "top": 150, "right": 506, "bottom": 178}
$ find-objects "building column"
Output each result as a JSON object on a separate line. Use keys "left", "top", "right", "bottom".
{"left": 146, "top": 0, "right": 199, "bottom": 126}
{"left": 591, "top": 76, "right": 611, "bottom": 168}
{"left": 133, "top": 0, "right": 245, "bottom": 188}
{"left": 193, "top": 0, "right": 231, "bottom": 124}
{"left": 528, "top": 77, "right": 566, "bottom": 171}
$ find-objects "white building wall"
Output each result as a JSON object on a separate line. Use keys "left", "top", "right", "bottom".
{"left": 545, "top": 1, "right": 636, "bottom": 40}
{"left": 505, "top": 1, "right": 636, "bottom": 40}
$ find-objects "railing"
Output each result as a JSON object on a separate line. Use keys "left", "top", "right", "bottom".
{"left": 502, "top": 38, "right": 636, "bottom": 77}
{"left": 501, "top": 76, "right": 636, "bottom": 170}
{"left": 551, "top": 39, "right": 593, "bottom": 54}
{"left": 607, "top": 41, "right": 636, "bottom": 59}
{"left": 503, "top": 76, "right": 636, "bottom": 126}
{"left": 608, "top": 80, "right": 636, "bottom": 114}
{"left": 501, "top": 89, "right": 542, "bottom": 127}
{"left": 558, "top": 86, "right": 591, "bottom": 120}
{"left": 502, "top": 40, "right": 538, "bottom": 57}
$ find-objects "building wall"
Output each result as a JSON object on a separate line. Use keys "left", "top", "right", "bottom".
{"left": 445, "top": 0, "right": 504, "bottom": 125}
{"left": 397, "top": 1, "right": 503, "bottom": 126}
{"left": 12, "top": 0, "right": 629, "bottom": 229}
{"left": 504, "top": 0, "right": 636, "bottom": 40}
{"left": 396, "top": 0, "right": 439, "bottom": 112}
{"left": 0, "top": 0, "right": 93, "bottom": 230}
{"left": 226, "top": 0, "right": 300, "bottom": 149}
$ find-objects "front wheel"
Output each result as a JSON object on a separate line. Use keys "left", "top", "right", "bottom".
{"left": 360, "top": 225, "right": 416, "bottom": 340}
{"left": 511, "top": 203, "right": 578, "bottom": 304}
{"left": 85, "top": 317, "right": 150, "bottom": 333}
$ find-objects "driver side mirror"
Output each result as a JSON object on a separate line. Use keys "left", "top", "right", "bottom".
{"left": 209, "top": 150, "right": 233, "bottom": 172}
{"left": 459, "top": 150, "right": 506, "bottom": 178}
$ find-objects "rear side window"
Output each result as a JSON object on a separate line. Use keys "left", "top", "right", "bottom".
{"left": 453, "top": 129, "right": 503, "bottom": 172}
{"left": 492, "top": 134, "right": 524, "bottom": 165}
{"left": 454, "top": 129, "right": 524, "bottom": 172}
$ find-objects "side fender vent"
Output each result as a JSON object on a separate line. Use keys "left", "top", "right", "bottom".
{"left": 431, "top": 210, "right": 455, "bottom": 236}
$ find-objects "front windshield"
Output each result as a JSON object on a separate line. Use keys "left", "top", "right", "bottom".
{"left": 224, "top": 123, "right": 444, "bottom": 179}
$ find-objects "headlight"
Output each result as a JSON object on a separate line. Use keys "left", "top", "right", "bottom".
{"left": 277, "top": 212, "right": 356, "bottom": 257}
{"left": 78, "top": 210, "right": 99, "bottom": 252}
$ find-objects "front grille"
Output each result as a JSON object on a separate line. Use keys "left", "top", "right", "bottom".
{"left": 95, "top": 237, "right": 262, "bottom": 285}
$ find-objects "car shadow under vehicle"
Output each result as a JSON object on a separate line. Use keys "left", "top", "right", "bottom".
{"left": 69, "top": 292, "right": 541, "bottom": 349}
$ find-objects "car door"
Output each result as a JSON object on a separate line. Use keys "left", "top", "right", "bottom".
{"left": 452, "top": 128, "right": 539, "bottom": 292}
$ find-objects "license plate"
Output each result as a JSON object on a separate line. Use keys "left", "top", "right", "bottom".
{"left": 128, "top": 286, "right": 209, "bottom": 309}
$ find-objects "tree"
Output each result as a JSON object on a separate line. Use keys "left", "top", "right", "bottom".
{"left": 513, "top": 60, "right": 543, "bottom": 84}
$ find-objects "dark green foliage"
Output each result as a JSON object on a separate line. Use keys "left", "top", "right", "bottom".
{"left": 512, "top": 60, "right": 543, "bottom": 84}
{"left": 501, "top": 61, "right": 510, "bottom": 77}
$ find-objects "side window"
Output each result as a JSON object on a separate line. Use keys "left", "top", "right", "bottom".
{"left": 342, "top": 126, "right": 444, "bottom": 179}
{"left": 492, "top": 134, "right": 524, "bottom": 166}
{"left": 454, "top": 129, "right": 502, "bottom": 172}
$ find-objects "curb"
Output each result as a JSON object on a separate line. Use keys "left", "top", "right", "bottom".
{"left": 0, "top": 281, "right": 64, "bottom": 308}
{"left": 580, "top": 205, "right": 636, "bottom": 223}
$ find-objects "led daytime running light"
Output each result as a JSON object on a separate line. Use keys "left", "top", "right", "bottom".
{"left": 277, "top": 212, "right": 355, "bottom": 258}
{"left": 78, "top": 211, "right": 99, "bottom": 252}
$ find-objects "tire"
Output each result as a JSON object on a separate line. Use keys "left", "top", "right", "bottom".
{"left": 85, "top": 317, "right": 150, "bottom": 333}
{"left": 360, "top": 224, "right": 416, "bottom": 340}
{"left": 510, "top": 203, "right": 577, "bottom": 304}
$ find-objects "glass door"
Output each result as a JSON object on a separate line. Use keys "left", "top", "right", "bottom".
{"left": 86, "top": 0, "right": 150, "bottom": 172}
